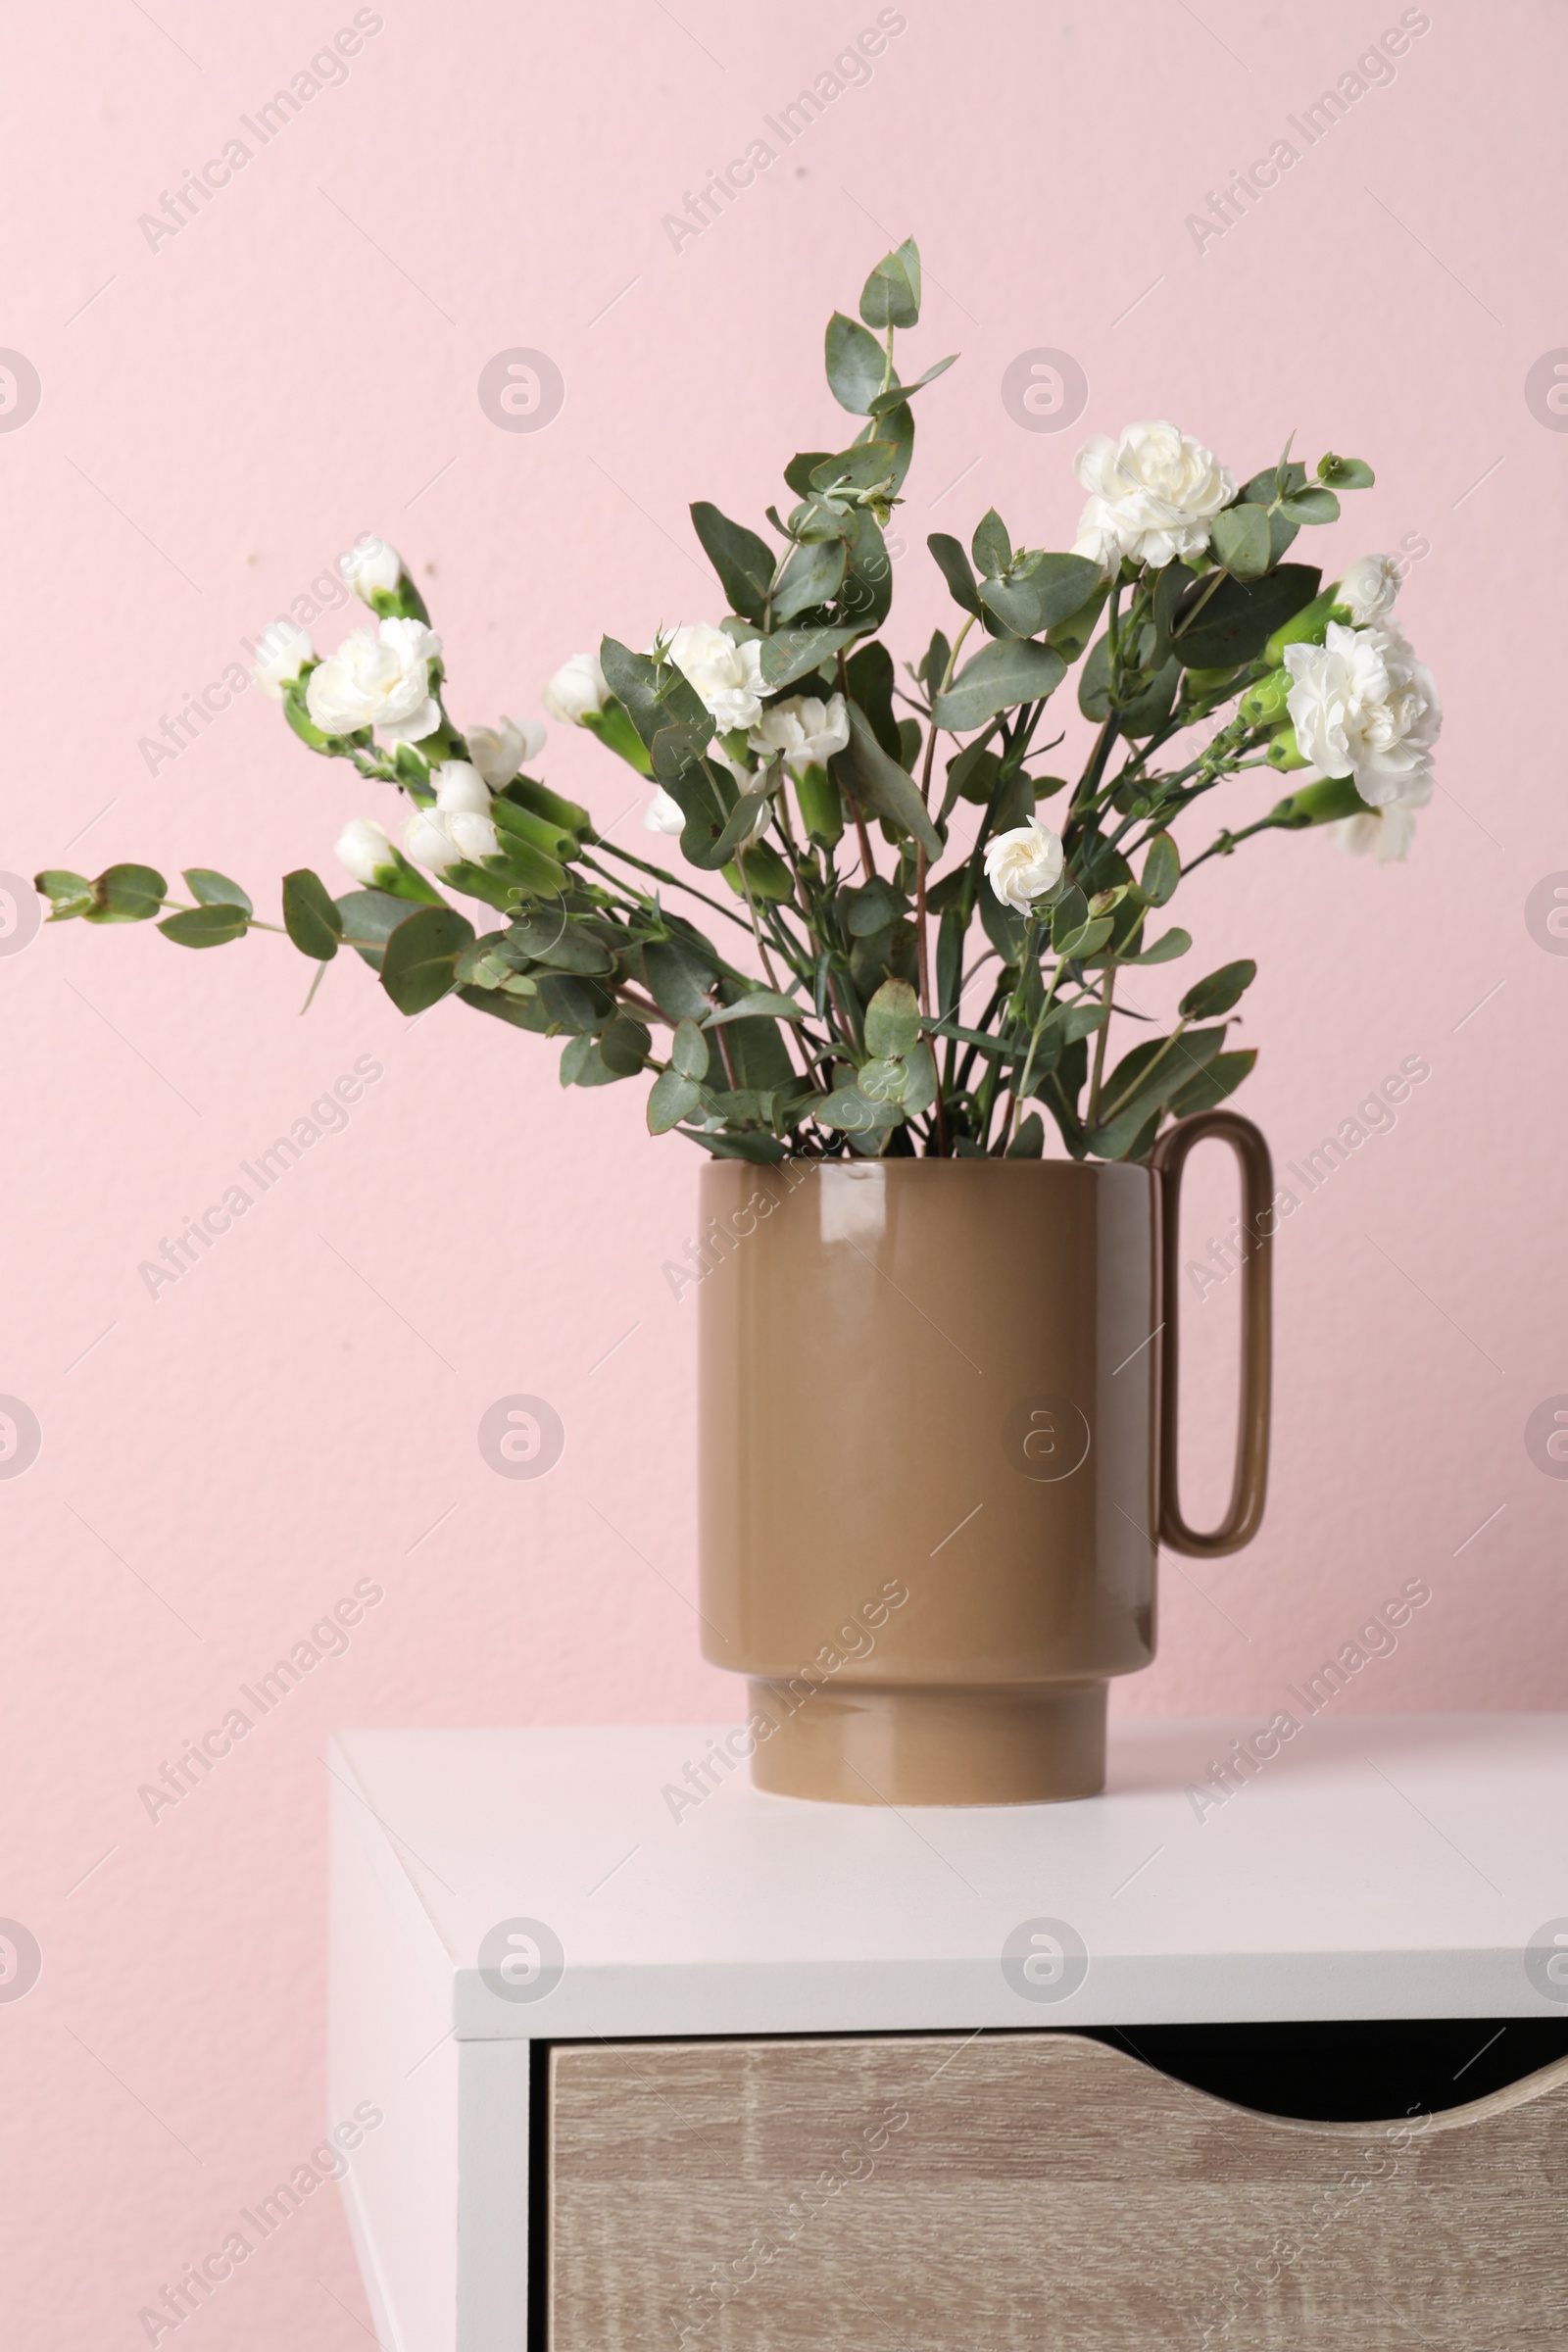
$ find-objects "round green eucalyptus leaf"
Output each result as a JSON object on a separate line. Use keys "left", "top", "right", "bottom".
{"left": 158, "top": 903, "right": 250, "bottom": 948}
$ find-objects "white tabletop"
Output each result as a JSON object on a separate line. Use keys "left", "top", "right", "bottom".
{"left": 330, "top": 1716, "right": 1568, "bottom": 2034}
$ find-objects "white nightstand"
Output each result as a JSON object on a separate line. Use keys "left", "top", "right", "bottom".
{"left": 328, "top": 1717, "right": 1568, "bottom": 2351}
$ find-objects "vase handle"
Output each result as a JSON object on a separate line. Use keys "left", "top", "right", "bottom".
{"left": 1150, "top": 1109, "right": 1274, "bottom": 1558}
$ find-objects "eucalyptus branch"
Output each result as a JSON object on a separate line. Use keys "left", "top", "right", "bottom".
{"left": 34, "top": 241, "right": 1415, "bottom": 1169}
{"left": 1178, "top": 808, "right": 1298, "bottom": 877}
{"left": 583, "top": 844, "right": 757, "bottom": 935}
{"left": 1095, "top": 1014, "right": 1192, "bottom": 1127}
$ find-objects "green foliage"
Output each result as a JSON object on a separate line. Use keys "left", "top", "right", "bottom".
{"left": 933, "top": 637, "right": 1065, "bottom": 732}
{"left": 1141, "top": 833, "right": 1180, "bottom": 906}
{"left": 690, "top": 502, "right": 775, "bottom": 623}
{"left": 85, "top": 864, "right": 167, "bottom": 923}
{"left": 379, "top": 906, "right": 474, "bottom": 1014}
{"left": 927, "top": 532, "right": 981, "bottom": 616}
{"left": 336, "top": 889, "right": 415, "bottom": 971}
{"left": 159, "top": 904, "right": 250, "bottom": 948}
{"left": 1209, "top": 503, "right": 1272, "bottom": 582}
{"left": 1171, "top": 564, "right": 1322, "bottom": 669}
{"left": 837, "top": 706, "right": 943, "bottom": 860}
{"left": 34, "top": 870, "right": 94, "bottom": 920}
{"left": 282, "top": 869, "right": 343, "bottom": 961}
{"left": 858, "top": 236, "right": 921, "bottom": 329}
{"left": 42, "top": 236, "right": 1412, "bottom": 1167}
{"left": 184, "top": 868, "right": 253, "bottom": 912}
{"left": 1180, "top": 959, "right": 1256, "bottom": 1019}
{"left": 824, "top": 313, "right": 887, "bottom": 415}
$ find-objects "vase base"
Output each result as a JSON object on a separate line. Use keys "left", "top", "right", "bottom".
{"left": 745, "top": 1678, "right": 1106, "bottom": 1807}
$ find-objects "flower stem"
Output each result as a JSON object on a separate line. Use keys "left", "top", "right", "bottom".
{"left": 582, "top": 845, "right": 756, "bottom": 935}
{"left": 1095, "top": 1014, "right": 1190, "bottom": 1127}
{"left": 1084, "top": 966, "right": 1116, "bottom": 1127}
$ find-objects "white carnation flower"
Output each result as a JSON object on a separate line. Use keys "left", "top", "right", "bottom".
{"left": 1284, "top": 621, "right": 1442, "bottom": 808}
{"left": 667, "top": 622, "right": 768, "bottom": 733}
{"left": 748, "top": 691, "right": 851, "bottom": 775}
{"left": 1072, "top": 419, "right": 1236, "bottom": 571}
{"left": 466, "top": 714, "right": 545, "bottom": 786}
{"left": 1331, "top": 771, "right": 1432, "bottom": 864}
{"left": 306, "top": 616, "right": 443, "bottom": 745}
{"left": 983, "top": 821, "right": 1065, "bottom": 913}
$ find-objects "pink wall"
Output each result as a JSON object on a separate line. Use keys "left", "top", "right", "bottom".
{"left": 3, "top": 0, "right": 1564, "bottom": 2338}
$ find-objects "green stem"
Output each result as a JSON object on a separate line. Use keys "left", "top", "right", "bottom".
{"left": 1095, "top": 1014, "right": 1190, "bottom": 1127}
{"left": 1177, "top": 809, "right": 1294, "bottom": 877}
{"left": 1104, "top": 579, "right": 1124, "bottom": 696}
{"left": 953, "top": 981, "right": 1007, "bottom": 1099}
{"left": 1168, "top": 564, "right": 1232, "bottom": 643}
{"left": 582, "top": 845, "right": 757, "bottom": 935}
{"left": 734, "top": 853, "right": 783, "bottom": 996}
{"left": 1072, "top": 713, "right": 1123, "bottom": 827}
{"left": 983, "top": 914, "right": 1039, "bottom": 1152}
{"left": 1004, "top": 951, "right": 1070, "bottom": 1146}
{"left": 1084, "top": 967, "right": 1117, "bottom": 1127}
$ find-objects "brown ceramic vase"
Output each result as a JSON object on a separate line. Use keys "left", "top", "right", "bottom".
{"left": 698, "top": 1110, "right": 1273, "bottom": 1807}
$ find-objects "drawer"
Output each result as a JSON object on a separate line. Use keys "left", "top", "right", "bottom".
{"left": 548, "top": 2030, "right": 1568, "bottom": 2349}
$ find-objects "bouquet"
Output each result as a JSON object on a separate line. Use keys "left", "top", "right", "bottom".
{"left": 35, "top": 238, "right": 1441, "bottom": 1166}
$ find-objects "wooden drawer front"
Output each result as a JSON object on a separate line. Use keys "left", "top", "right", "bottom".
{"left": 549, "top": 2033, "right": 1568, "bottom": 2350}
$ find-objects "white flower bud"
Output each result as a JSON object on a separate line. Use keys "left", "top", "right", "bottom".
{"left": 340, "top": 533, "right": 403, "bottom": 604}
{"left": 643, "top": 787, "right": 686, "bottom": 836}
{"left": 334, "top": 817, "right": 396, "bottom": 887}
{"left": 252, "top": 619, "right": 315, "bottom": 699}
{"left": 447, "top": 808, "right": 500, "bottom": 863}
{"left": 404, "top": 807, "right": 461, "bottom": 874}
{"left": 1335, "top": 554, "right": 1400, "bottom": 626}
{"left": 543, "top": 652, "right": 610, "bottom": 726}
{"left": 433, "top": 760, "right": 493, "bottom": 816}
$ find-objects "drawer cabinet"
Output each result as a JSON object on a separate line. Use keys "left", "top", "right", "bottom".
{"left": 549, "top": 2031, "right": 1568, "bottom": 2349}
{"left": 328, "top": 1720, "right": 1568, "bottom": 2350}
